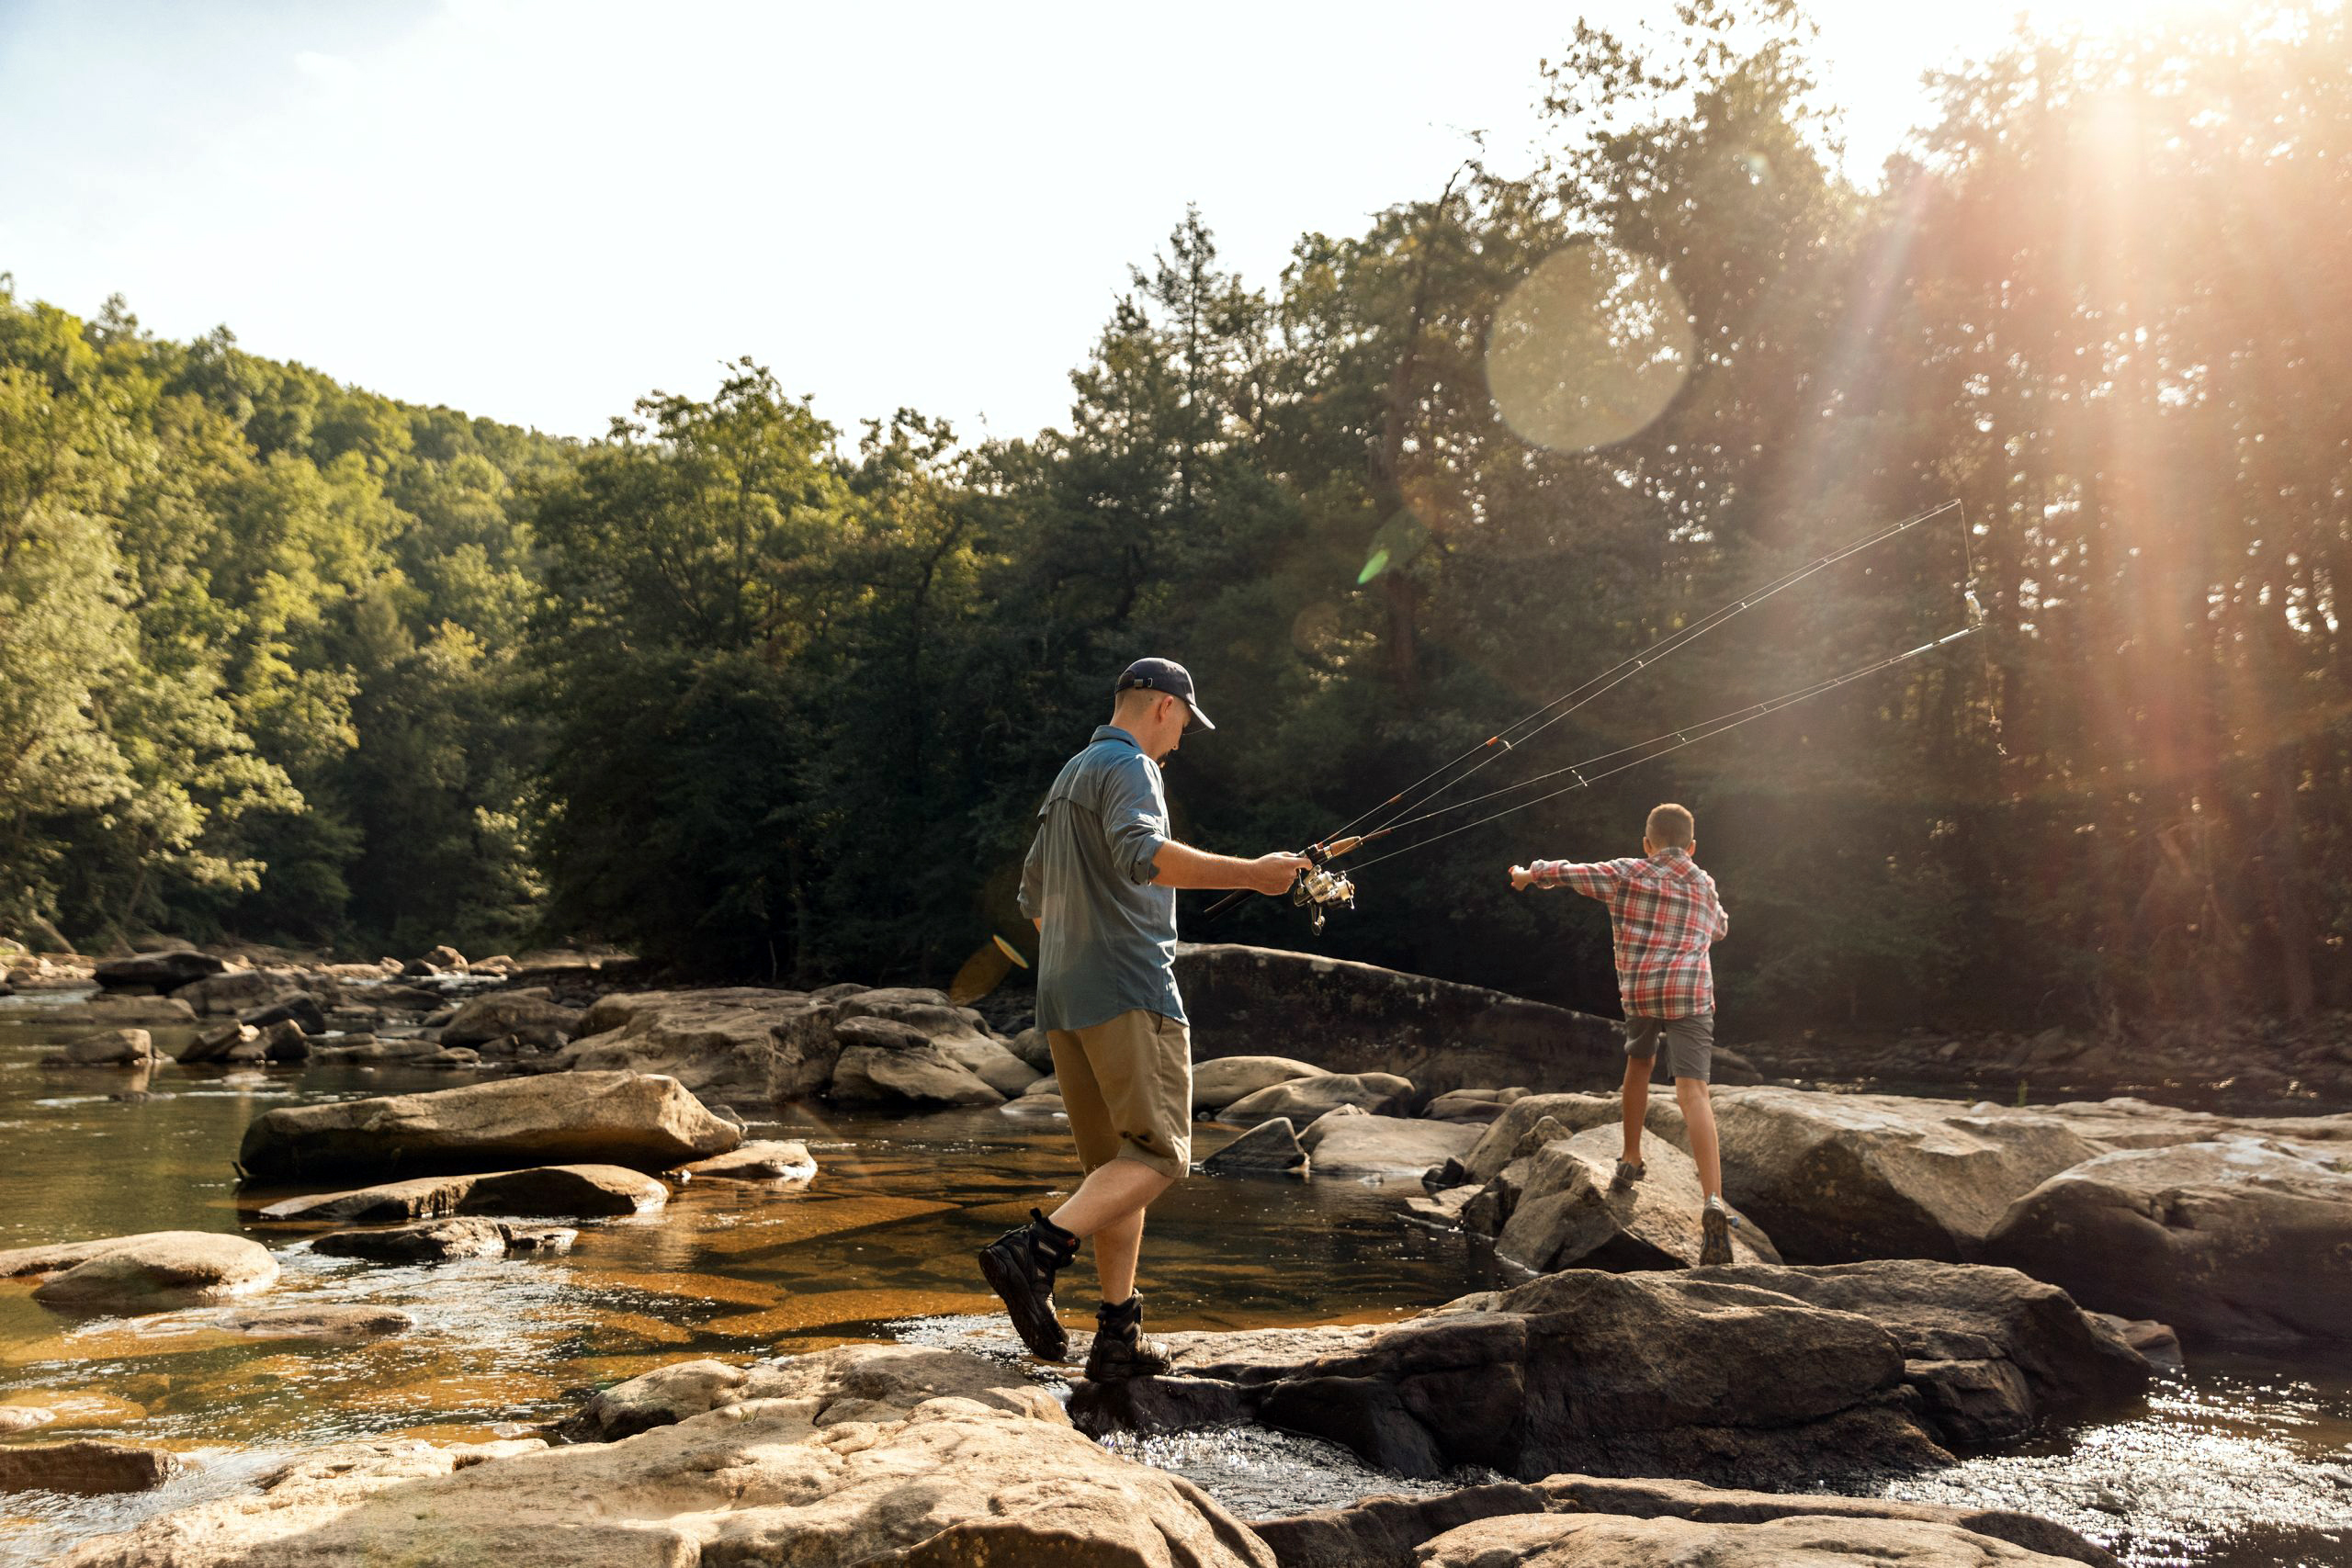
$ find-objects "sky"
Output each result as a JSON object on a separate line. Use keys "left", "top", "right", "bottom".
{"left": 0, "top": 0, "right": 2188, "bottom": 445}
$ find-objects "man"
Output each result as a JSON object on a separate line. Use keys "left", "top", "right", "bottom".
{"left": 980, "top": 657, "right": 1306, "bottom": 1381}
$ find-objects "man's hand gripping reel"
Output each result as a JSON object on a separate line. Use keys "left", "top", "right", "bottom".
{"left": 1204, "top": 837, "right": 1361, "bottom": 931}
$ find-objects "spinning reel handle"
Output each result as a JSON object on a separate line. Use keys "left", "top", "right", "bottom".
{"left": 1200, "top": 841, "right": 1327, "bottom": 923}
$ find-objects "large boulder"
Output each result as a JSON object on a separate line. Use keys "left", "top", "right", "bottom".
{"left": 1254, "top": 1473, "right": 2116, "bottom": 1568}
{"left": 1218, "top": 1071, "right": 1413, "bottom": 1127}
{"left": 1079, "top": 1269, "right": 1940, "bottom": 1488}
{"left": 239, "top": 992, "right": 328, "bottom": 1034}
{"left": 1459, "top": 1092, "right": 1689, "bottom": 1184}
{"left": 1416, "top": 1511, "right": 2090, "bottom": 1568}
{"left": 94, "top": 951, "right": 224, "bottom": 990}
{"left": 1704, "top": 1259, "right": 2153, "bottom": 1446}
{"left": 555, "top": 988, "right": 839, "bottom": 1104}
{"left": 1192, "top": 1055, "right": 1328, "bottom": 1114}
{"left": 1710, "top": 1088, "right": 2107, "bottom": 1262}
{"left": 829, "top": 1043, "right": 1003, "bottom": 1106}
{"left": 237, "top": 1071, "right": 740, "bottom": 1180}
{"left": 1979, "top": 1138, "right": 2352, "bottom": 1343}
{"left": 1298, "top": 1111, "right": 1480, "bottom": 1178}
{"left": 58, "top": 1347, "right": 1278, "bottom": 1568}
{"left": 2, "top": 1231, "right": 279, "bottom": 1312}
{"left": 1173, "top": 942, "right": 1623, "bottom": 1094}
{"left": 1075, "top": 1260, "right": 2148, "bottom": 1484}
{"left": 1487, "top": 1124, "right": 1779, "bottom": 1272}
{"left": 436, "top": 989, "right": 584, "bottom": 1051}
{"left": 255, "top": 1165, "right": 669, "bottom": 1224}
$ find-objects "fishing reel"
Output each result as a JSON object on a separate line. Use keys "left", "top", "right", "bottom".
{"left": 1289, "top": 839, "right": 1361, "bottom": 933}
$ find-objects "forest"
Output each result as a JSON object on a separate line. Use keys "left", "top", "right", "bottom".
{"left": 4, "top": 2, "right": 2345, "bottom": 1031}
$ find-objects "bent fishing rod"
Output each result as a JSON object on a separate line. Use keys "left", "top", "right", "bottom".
{"left": 1204, "top": 499, "right": 1983, "bottom": 930}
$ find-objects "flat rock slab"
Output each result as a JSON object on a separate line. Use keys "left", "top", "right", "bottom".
{"left": 1299, "top": 1111, "right": 1478, "bottom": 1177}
{"left": 57, "top": 1347, "right": 1276, "bottom": 1568}
{"left": 237, "top": 1070, "right": 740, "bottom": 1180}
{"left": 1218, "top": 1072, "right": 1413, "bottom": 1127}
{"left": 312, "top": 1218, "right": 577, "bottom": 1263}
{"left": 555, "top": 1343, "right": 1061, "bottom": 1442}
{"left": 0, "top": 1440, "right": 185, "bottom": 1495}
{"left": 6, "top": 1232, "right": 278, "bottom": 1313}
{"left": 1981, "top": 1137, "right": 2352, "bottom": 1343}
{"left": 1487, "top": 1124, "right": 1780, "bottom": 1272}
{"left": 673, "top": 1140, "right": 817, "bottom": 1181}
{"left": 96, "top": 952, "right": 224, "bottom": 989}
{"left": 1419, "top": 1511, "right": 2088, "bottom": 1567}
{"left": 1254, "top": 1472, "right": 2116, "bottom": 1568}
{"left": 211, "top": 1305, "right": 415, "bottom": 1341}
{"left": 257, "top": 1164, "right": 667, "bottom": 1224}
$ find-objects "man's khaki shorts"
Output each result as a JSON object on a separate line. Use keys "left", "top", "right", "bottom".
{"left": 1625, "top": 1012, "right": 1714, "bottom": 1083}
{"left": 1047, "top": 1009, "right": 1193, "bottom": 1180}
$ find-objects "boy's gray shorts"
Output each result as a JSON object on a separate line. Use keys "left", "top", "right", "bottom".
{"left": 1624, "top": 1013, "right": 1714, "bottom": 1083}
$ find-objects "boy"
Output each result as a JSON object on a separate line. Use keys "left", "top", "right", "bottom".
{"left": 1510, "top": 801, "right": 1735, "bottom": 1265}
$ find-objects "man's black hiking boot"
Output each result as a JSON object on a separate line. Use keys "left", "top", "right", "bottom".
{"left": 978, "top": 1209, "right": 1078, "bottom": 1361}
{"left": 1082, "top": 1293, "right": 1174, "bottom": 1382}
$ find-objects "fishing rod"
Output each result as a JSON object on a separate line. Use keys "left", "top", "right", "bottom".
{"left": 1319, "top": 500, "right": 1962, "bottom": 851}
{"left": 1204, "top": 499, "right": 1982, "bottom": 929}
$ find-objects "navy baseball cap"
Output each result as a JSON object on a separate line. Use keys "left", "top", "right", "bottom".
{"left": 1115, "top": 657, "right": 1215, "bottom": 732}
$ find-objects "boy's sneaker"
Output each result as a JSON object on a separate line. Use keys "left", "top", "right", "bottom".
{"left": 1082, "top": 1294, "right": 1174, "bottom": 1382}
{"left": 1611, "top": 1157, "right": 1645, "bottom": 1191}
{"left": 1699, "top": 1197, "right": 1733, "bottom": 1266}
{"left": 977, "top": 1209, "right": 1078, "bottom": 1362}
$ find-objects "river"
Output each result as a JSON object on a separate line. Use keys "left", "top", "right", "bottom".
{"left": 0, "top": 987, "right": 2344, "bottom": 1566}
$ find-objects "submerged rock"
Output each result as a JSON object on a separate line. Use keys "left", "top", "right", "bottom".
{"left": 45, "top": 1027, "right": 160, "bottom": 1066}
{"left": 0, "top": 1440, "right": 185, "bottom": 1496}
{"left": 1204, "top": 1117, "right": 1309, "bottom": 1177}
{"left": 256, "top": 1164, "right": 667, "bottom": 1224}
{"left": 212, "top": 1305, "right": 415, "bottom": 1341}
{"left": 1980, "top": 1137, "right": 2352, "bottom": 1343}
{"left": 672, "top": 1140, "right": 816, "bottom": 1181}
{"left": 312, "top": 1217, "right": 577, "bottom": 1263}
{"left": 3, "top": 1231, "right": 279, "bottom": 1313}
{"left": 59, "top": 1347, "right": 1275, "bottom": 1568}
{"left": 236, "top": 1070, "right": 740, "bottom": 1179}
{"left": 1219, "top": 1072, "right": 1413, "bottom": 1127}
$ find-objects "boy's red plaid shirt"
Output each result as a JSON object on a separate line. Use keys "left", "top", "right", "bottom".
{"left": 1530, "top": 847, "right": 1729, "bottom": 1019}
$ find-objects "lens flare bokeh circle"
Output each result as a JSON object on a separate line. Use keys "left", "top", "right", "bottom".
{"left": 1487, "top": 241, "right": 1694, "bottom": 452}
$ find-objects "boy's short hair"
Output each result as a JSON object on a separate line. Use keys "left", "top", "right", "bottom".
{"left": 1645, "top": 802, "right": 1696, "bottom": 848}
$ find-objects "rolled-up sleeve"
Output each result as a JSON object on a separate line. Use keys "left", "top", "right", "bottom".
{"left": 1532, "top": 859, "right": 1624, "bottom": 904}
{"left": 1100, "top": 756, "right": 1171, "bottom": 886}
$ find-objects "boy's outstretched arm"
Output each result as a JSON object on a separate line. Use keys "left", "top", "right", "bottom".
{"left": 1509, "top": 859, "right": 1623, "bottom": 900}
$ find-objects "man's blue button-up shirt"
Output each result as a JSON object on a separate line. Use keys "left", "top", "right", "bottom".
{"left": 1017, "top": 726, "right": 1184, "bottom": 1032}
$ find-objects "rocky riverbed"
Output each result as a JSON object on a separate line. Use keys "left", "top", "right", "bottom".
{"left": 0, "top": 942, "right": 2346, "bottom": 1565}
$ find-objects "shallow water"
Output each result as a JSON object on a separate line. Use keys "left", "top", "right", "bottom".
{"left": 0, "top": 990, "right": 2346, "bottom": 1565}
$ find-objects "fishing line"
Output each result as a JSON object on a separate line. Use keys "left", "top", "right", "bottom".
{"left": 1329, "top": 499, "right": 1962, "bottom": 846}
{"left": 1343, "top": 625, "right": 1983, "bottom": 874}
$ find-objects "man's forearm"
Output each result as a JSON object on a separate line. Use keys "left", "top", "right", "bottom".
{"left": 1149, "top": 840, "right": 1279, "bottom": 891}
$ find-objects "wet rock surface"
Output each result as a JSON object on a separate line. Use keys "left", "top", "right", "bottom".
{"left": 1414, "top": 1509, "right": 2091, "bottom": 1567}
{"left": 0, "top": 1440, "right": 186, "bottom": 1496}
{"left": 236, "top": 1070, "right": 741, "bottom": 1179}
{"left": 311, "top": 1217, "right": 578, "bottom": 1262}
{"left": 1204, "top": 1117, "right": 1310, "bottom": 1176}
{"left": 671, "top": 1138, "right": 816, "bottom": 1180}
